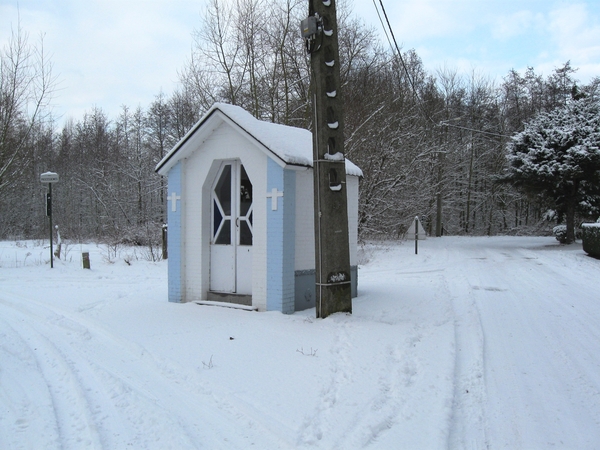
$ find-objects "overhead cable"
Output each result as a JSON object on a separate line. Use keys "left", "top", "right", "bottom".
{"left": 372, "top": 0, "right": 511, "bottom": 139}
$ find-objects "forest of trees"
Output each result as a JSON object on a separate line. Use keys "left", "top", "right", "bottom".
{"left": 2, "top": 0, "right": 599, "bottom": 247}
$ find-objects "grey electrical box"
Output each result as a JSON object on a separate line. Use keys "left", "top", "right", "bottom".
{"left": 301, "top": 16, "right": 318, "bottom": 38}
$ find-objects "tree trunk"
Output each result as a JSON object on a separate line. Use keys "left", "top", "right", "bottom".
{"left": 565, "top": 197, "right": 577, "bottom": 244}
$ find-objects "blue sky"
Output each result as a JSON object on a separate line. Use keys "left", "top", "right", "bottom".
{"left": 1, "top": 0, "right": 599, "bottom": 125}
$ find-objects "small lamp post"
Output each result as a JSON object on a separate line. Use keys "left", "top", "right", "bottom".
{"left": 40, "top": 172, "right": 59, "bottom": 268}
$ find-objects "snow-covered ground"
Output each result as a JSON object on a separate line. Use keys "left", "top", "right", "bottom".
{"left": 1, "top": 236, "right": 599, "bottom": 449}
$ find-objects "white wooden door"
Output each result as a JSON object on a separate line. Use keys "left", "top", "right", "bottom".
{"left": 210, "top": 161, "right": 253, "bottom": 294}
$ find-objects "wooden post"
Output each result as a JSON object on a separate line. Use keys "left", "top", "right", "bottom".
{"left": 162, "top": 224, "right": 168, "bottom": 260}
{"left": 82, "top": 252, "right": 91, "bottom": 269}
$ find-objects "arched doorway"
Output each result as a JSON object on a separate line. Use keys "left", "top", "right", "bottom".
{"left": 210, "top": 160, "right": 253, "bottom": 298}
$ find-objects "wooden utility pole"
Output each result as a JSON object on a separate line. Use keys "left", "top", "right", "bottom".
{"left": 302, "top": 0, "right": 352, "bottom": 318}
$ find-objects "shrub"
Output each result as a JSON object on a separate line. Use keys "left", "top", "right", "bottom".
{"left": 581, "top": 223, "right": 600, "bottom": 257}
{"left": 553, "top": 225, "right": 568, "bottom": 243}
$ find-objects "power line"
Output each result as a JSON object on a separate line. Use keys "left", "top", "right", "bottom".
{"left": 438, "top": 122, "right": 512, "bottom": 139}
{"left": 374, "top": 0, "right": 419, "bottom": 100}
{"left": 372, "top": 0, "right": 512, "bottom": 139}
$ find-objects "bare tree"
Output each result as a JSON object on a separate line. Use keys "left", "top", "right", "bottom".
{"left": 0, "top": 20, "right": 55, "bottom": 192}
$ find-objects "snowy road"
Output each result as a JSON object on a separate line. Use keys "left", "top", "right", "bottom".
{"left": 1, "top": 237, "right": 599, "bottom": 449}
{"left": 441, "top": 238, "right": 600, "bottom": 449}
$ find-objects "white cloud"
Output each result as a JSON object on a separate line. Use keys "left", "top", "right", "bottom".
{"left": 548, "top": 3, "right": 600, "bottom": 65}
{"left": 1, "top": 0, "right": 201, "bottom": 122}
{"left": 4, "top": 0, "right": 600, "bottom": 124}
{"left": 53, "top": 0, "right": 199, "bottom": 117}
{"left": 387, "top": 0, "right": 479, "bottom": 41}
{"left": 523, "top": 3, "right": 600, "bottom": 82}
{"left": 377, "top": 0, "right": 600, "bottom": 84}
{"left": 490, "top": 10, "right": 544, "bottom": 40}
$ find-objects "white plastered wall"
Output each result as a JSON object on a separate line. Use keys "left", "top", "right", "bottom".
{"left": 294, "top": 170, "right": 360, "bottom": 270}
{"left": 346, "top": 175, "right": 359, "bottom": 267}
{"left": 294, "top": 169, "right": 315, "bottom": 271}
{"left": 182, "top": 122, "right": 268, "bottom": 310}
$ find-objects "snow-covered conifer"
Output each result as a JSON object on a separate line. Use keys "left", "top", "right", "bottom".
{"left": 506, "top": 98, "right": 600, "bottom": 243}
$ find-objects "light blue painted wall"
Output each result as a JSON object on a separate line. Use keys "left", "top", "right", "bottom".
{"left": 266, "top": 159, "right": 296, "bottom": 313}
{"left": 167, "top": 162, "right": 183, "bottom": 303}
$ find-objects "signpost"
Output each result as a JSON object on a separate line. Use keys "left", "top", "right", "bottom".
{"left": 40, "top": 172, "right": 59, "bottom": 268}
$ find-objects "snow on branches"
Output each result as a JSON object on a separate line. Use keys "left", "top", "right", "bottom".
{"left": 506, "top": 98, "right": 600, "bottom": 243}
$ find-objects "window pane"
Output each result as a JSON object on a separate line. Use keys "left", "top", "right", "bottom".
{"left": 213, "top": 200, "right": 222, "bottom": 238}
{"left": 240, "top": 220, "right": 252, "bottom": 245}
{"left": 240, "top": 165, "right": 253, "bottom": 216}
{"left": 216, "top": 219, "right": 231, "bottom": 245}
{"left": 215, "top": 165, "right": 231, "bottom": 215}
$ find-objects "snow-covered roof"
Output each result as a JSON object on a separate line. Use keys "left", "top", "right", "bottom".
{"left": 155, "top": 102, "right": 362, "bottom": 177}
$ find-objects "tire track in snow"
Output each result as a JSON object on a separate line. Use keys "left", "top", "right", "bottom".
{"left": 0, "top": 317, "right": 61, "bottom": 449}
{"left": 0, "top": 293, "right": 287, "bottom": 449}
{"left": 444, "top": 241, "right": 600, "bottom": 448}
{"left": 475, "top": 248, "right": 600, "bottom": 448}
{"left": 0, "top": 301, "right": 106, "bottom": 449}
{"left": 445, "top": 259, "right": 488, "bottom": 449}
